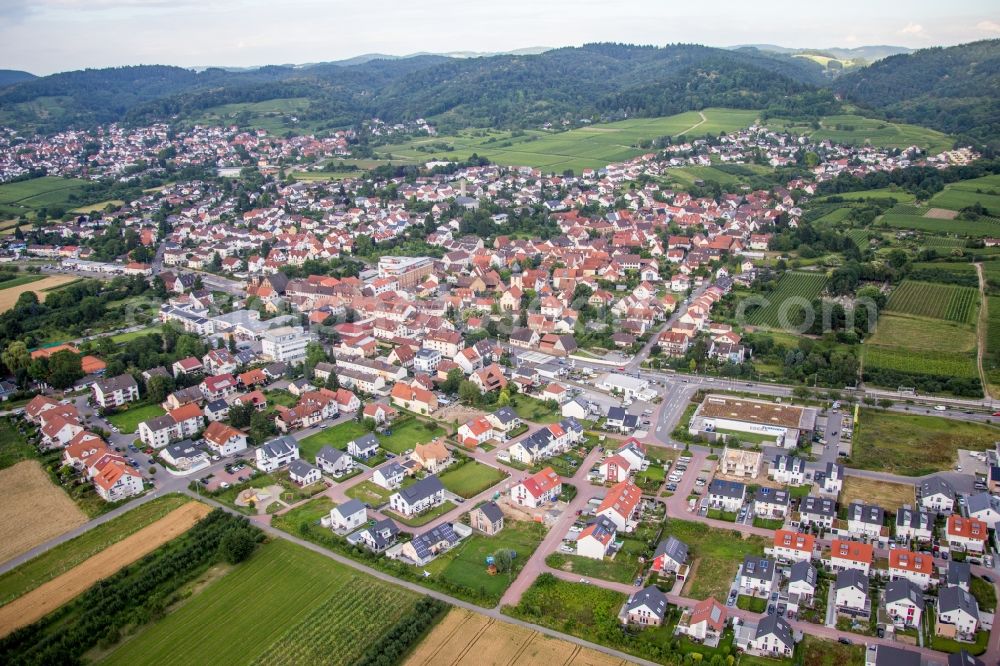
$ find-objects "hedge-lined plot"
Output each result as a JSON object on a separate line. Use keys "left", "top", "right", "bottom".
{"left": 885, "top": 281, "right": 978, "bottom": 324}
{"left": 745, "top": 272, "right": 827, "bottom": 328}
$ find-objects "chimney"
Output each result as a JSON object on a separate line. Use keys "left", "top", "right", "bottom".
{"left": 460, "top": 178, "right": 467, "bottom": 198}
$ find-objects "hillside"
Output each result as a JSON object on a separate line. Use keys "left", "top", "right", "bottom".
{"left": 836, "top": 39, "right": 1000, "bottom": 147}
{"left": 0, "top": 43, "right": 828, "bottom": 134}
{"left": 0, "top": 70, "right": 36, "bottom": 87}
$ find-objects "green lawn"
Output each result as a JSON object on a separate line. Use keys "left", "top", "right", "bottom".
{"left": 512, "top": 395, "right": 562, "bottom": 424}
{"left": 345, "top": 480, "right": 393, "bottom": 506}
{"left": 107, "top": 403, "right": 165, "bottom": 434}
{"left": 796, "top": 635, "right": 865, "bottom": 666}
{"left": 504, "top": 574, "right": 677, "bottom": 664}
{"left": 385, "top": 501, "right": 457, "bottom": 527}
{"left": 668, "top": 519, "right": 767, "bottom": 602}
{"left": 437, "top": 461, "right": 507, "bottom": 498}
{"left": 737, "top": 595, "right": 767, "bottom": 612}
{"left": 0, "top": 494, "right": 193, "bottom": 606}
{"left": 850, "top": 409, "right": 1000, "bottom": 476}
{"left": 297, "top": 420, "right": 369, "bottom": 459}
{"left": 423, "top": 519, "right": 547, "bottom": 604}
{"left": 546, "top": 549, "right": 642, "bottom": 585}
{"left": 101, "top": 539, "right": 420, "bottom": 666}
{"left": 380, "top": 417, "right": 446, "bottom": 454}
{"left": 971, "top": 576, "right": 997, "bottom": 612}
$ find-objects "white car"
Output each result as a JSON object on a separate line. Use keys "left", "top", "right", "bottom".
{"left": 934, "top": 405, "right": 947, "bottom": 412}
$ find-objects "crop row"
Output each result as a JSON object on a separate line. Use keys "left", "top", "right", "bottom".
{"left": 253, "top": 582, "right": 415, "bottom": 666}
{"left": 745, "top": 272, "right": 827, "bottom": 328}
{"left": 885, "top": 280, "right": 977, "bottom": 324}
{"left": 863, "top": 345, "right": 978, "bottom": 379}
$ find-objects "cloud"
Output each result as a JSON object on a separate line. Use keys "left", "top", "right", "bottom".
{"left": 977, "top": 20, "right": 1000, "bottom": 34}
{"left": 899, "top": 22, "right": 925, "bottom": 36}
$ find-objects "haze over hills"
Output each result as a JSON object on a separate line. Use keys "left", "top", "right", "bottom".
{"left": 0, "top": 39, "right": 997, "bottom": 148}
{"left": 732, "top": 44, "right": 913, "bottom": 61}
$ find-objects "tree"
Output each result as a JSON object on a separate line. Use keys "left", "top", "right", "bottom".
{"left": 441, "top": 367, "right": 464, "bottom": 394}
{"left": 497, "top": 388, "right": 511, "bottom": 407}
{"left": 47, "top": 350, "right": 84, "bottom": 389}
{"left": 458, "top": 380, "right": 481, "bottom": 405}
{"left": 229, "top": 402, "right": 255, "bottom": 428}
{"left": 146, "top": 375, "right": 174, "bottom": 403}
{"left": 250, "top": 412, "right": 276, "bottom": 444}
{"left": 219, "top": 529, "right": 257, "bottom": 564}
{"left": 1, "top": 341, "right": 31, "bottom": 376}
{"left": 324, "top": 372, "right": 340, "bottom": 390}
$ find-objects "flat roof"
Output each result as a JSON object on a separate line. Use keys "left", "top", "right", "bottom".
{"left": 698, "top": 394, "right": 816, "bottom": 430}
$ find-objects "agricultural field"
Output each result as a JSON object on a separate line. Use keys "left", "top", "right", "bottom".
{"left": 866, "top": 315, "right": 976, "bottom": 354}
{"left": 0, "top": 417, "right": 36, "bottom": 470}
{"left": 816, "top": 187, "right": 917, "bottom": 203}
{"left": 862, "top": 345, "right": 978, "bottom": 379}
{"left": 106, "top": 402, "right": 166, "bottom": 434}
{"left": 846, "top": 229, "right": 869, "bottom": 249}
{"left": 984, "top": 295, "right": 1000, "bottom": 391}
{"left": 774, "top": 113, "right": 953, "bottom": 154}
{"left": 378, "top": 108, "right": 759, "bottom": 173}
{"left": 884, "top": 281, "right": 977, "bottom": 324}
{"left": 0, "top": 460, "right": 88, "bottom": 564}
{"left": 407, "top": 608, "right": 628, "bottom": 666}
{"left": 878, "top": 211, "right": 1000, "bottom": 237}
{"left": 0, "top": 274, "right": 78, "bottom": 313}
{"left": 0, "top": 494, "right": 191, "bottom": 606}
{"left": 840, "top": 476, "right": 915, "bottom": 511}
{"left": 0, "top": 501, "right": 211, "bottom": 636}
{"left": 0, "top": 274, "right": 44, "bottom": 291}
{"left": 437, "top": 461, "right": 507, "bottom": 498}
{"left": 0, "top": 176, "right": 90, "bottom": 217}
{"left": 929, "top": 184, "right": 1000, "bottom": 214}
{"left": 182, "top": 97, "right": 323, "bottom": 134}
{"left": 101, "top": 539, "right": 421, "bottom": 666}
{"left": 849, "top": 409, "right": 1000, "bottom": 476}
{"left": 744, "top": 271, "right": 827, "bottom": 328}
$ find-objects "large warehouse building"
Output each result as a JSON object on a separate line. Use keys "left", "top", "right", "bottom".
{"left": 688, "top": 394, "right": 818, "bottom": 449}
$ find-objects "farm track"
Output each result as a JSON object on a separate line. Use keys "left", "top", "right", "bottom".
{"left": 976, "top": 263, "right": 992, "bottom": 399}
{"left": 676, "top": 111, "right": 707, "bottom": 136}
{"left": 0, "top": 501, "right": 211, "bottom": 637}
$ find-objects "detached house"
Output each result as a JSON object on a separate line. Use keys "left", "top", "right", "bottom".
{"left": 830, "top": 539, "right": 874, "bottom": 575}
{"left": 576, "top": 516, "right": 617, "bottom": 560}
{"left": 255, "top": 435, "right": 299, "bottom": 472}
{"left": 771, "top": 529, "right": 815, "bottom": 563}
{"left": 316, "top": 445, "right": 353, "bottom": 477}
{"left": 937, "top": 586, "right": 980, "bottom": 640}
{"left": 947, "top": 515, "right": 988, "bottom": 552}
{"left": 676, "top": 597, "right": 727, "bottom": 642}
{"left": 889, "top": 549, "right": 935, "bottom": 589}
{"left": 621, "top": 586, "right": 668, "bottom": 626}
{"left": 835, "top": 569, "right": 870, "bottom": 618}
{"left": 596, "top": 480, "right": 642, "bottom": 532}
{"left": 884, "top": 579, "right": 925, "bottom": 630}
{"left": 921, "top": 477, "right": 956, "bottom": 514}
{"left": 707, "top": 479, "right": 745, "bottom": 513}
{"left": 470, "top": 501, "right": 505, "bottom": 535}
{"left": 203, "top": 421, "right": 247, "bottom": 456}
{"left": 743, "top": 615, "right": 794, "bottom": 658}
{"left": 652, "top": 536, "right": 689, "bottom": 573}
{"left": 389, "top": 475, "right": 446, "bottom": 517}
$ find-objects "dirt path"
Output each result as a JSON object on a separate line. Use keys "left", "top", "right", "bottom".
{"left": 676, "top": 111, "right": 707, "bottom": 137}
{"left": 0, "top": 501, "right": 210, "bottom": 636}
{"left": 975, "top": 262, "right": 991, "bottom": 399}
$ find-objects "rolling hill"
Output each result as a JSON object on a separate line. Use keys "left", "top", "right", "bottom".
{"left": 836, "top": 39, "right": 1000, "bottom": 147}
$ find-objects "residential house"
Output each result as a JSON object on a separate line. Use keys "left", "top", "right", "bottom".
{"left": 327, "top": 499, "right": 367, "bottom": 531}
{"left": 787, "top": 561, "right": 818, "bottom": 612}
{"left": 411, "top": 440, "right": 453, "bottom": 474}
{"left": 740, "top": 556, "right": 775, "bottom": 597}
{"left": 884, "top": 579, "right": 925, "bottom": 630}
{"left": 651, "top": 536, "right": 689, "bottom": 573}
{"left": 753, "top": 487, "right": 790, "bottom": 520}
{"left": 203, "top": 421, "right": 247, "bottom": 456}
{"left": 937, "top": 586, "right": 980, "bottom": 640}
{"left": 597, "top": 480, "right": 642, "bottom": 532}
{"left": 889, "top": 549, "right": 935, "bottom": 589}
{"left": 356, "top": 519, "right": 400, "bottom": 553}
{"left": 485, "top": 406, "right": 520, "bottom": 433}
{"left": 846, "top": 502, "right": 885, "bottom": 540}
{"left": 470, "top": 501, "right": 505, "bottom": 535}
{"left": 921, "top": 477, "right": 957, "bottom": 514}
{"left": 769, "top": 454, "right": 806, "bottom": 485}
{"left": 389, "top": 475, "right": 446, "bottom": 516}
{"left": 947, "top": 515, "right": 989, "bottom": 553}
{"left": 92, "top": 373, "right": 140, "bottom": 409}
{"left": 288, "top": 459, "right": 322, "bottom": 486}
{"left": 316, "top": 446, "right": 353, "bottom": 477}
{"left": 510, "top": 467, "right": 562, "bottom": 508}
{"left": 389, "top": 382, "right": 438, "bottom": 414}
{"left": 830, "top": 539, "right": 874, "bottom": 575}
{"left": 835, "top": 569, "right": 870, "bottom": 618}
{"left": 372, "top": 461, "right": 407, "bottom": 490}
{"left": 347, "top": 433, "right": 380, "bottom": 460}
{"left": 676, "top": 597, "right": 727, "bottom": 642}
{"left": 821, "top": 462, "right": 844, "bottom": 494}
{"left": 707, "top": 479, "right": 746, "bottom": 513}
{"left": 576, "top": 516, "right": 618, "bottom": 560}
{"left": 255, "top": 435, "right": 299, "bottom": 472}
{"left": 621, "top": 586, "right": 668, "bottom": 626}
{"left": 965, "top": 492, "right": 1000, "bottom": 529}
{"left": 799, "top": 495, "right": 837, "bottom": 529}
{"left": 744, "top": 615, "right": 795, "bottom": 658}
{"left": 771, "top": 530, "right": 815, "bottom": 563}
{"left": 895, "top": 507, "right": 934, "bottom": 543}
{"left": 397, "top": 523, "right": 463, "bottom": 566}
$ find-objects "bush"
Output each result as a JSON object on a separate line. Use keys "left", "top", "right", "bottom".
{"left": 219, "top": 529, "right": 258, "bottom": 564}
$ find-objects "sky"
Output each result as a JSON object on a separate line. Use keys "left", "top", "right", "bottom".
{"left": 1, "top": 0, "right": 998, "bottom": 75}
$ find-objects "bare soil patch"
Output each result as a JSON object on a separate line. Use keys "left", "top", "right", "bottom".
{"left": 435, "top": 403, "right": 487, "bottom": 427}
{"left": 923, "top": 208, "right": 959, "bottom": 219}
{"left": 0, "top": 501, "right": 210, "bottom": 636}
{"left": 0, "top": 275, "right": 77, "bottom": 312}
{"left": 406, "top": 608, "right": 626, "bottom": 666}
{"left": 0, "top": 460, "right": 87, "bottom": 563}
{"left": 840, "top": 476, "right": 915, "bottom": 511}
